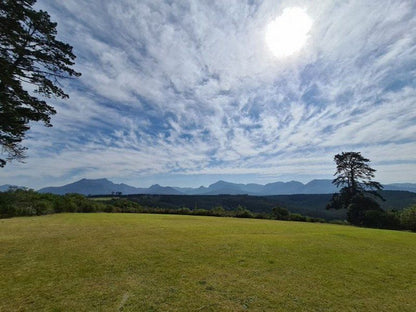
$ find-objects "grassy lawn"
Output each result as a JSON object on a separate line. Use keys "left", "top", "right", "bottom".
{"left": 0, "top": 213, "right": 415, "bottom": 311}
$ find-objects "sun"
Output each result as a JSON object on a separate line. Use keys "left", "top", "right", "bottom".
{"left": 265, "top": 7, "right": 313, "bottom": 58}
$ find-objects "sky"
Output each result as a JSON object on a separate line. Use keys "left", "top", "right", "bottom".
{"left": 2, "top": 0, "right": 416, "bottom": 189}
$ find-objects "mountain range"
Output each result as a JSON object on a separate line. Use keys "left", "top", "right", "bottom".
{"left": 33, "top": 178, "right": 416, "bottom": 196}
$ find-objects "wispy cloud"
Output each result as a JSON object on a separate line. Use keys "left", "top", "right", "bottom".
{"left": 2, "top": 0, "right": 415, "bottom": 188}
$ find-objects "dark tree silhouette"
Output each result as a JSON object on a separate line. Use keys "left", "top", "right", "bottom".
{"left": 333, "top": 152, "right": 383, "bottom": 197}
{"left": 327, "top": 152, "right": 384, "bottom": 225}
{"left": 0, "top": 0, "right": 80, "bottom": 167}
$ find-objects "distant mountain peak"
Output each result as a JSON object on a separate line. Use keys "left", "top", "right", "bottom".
{"left": 209, "top": 180, "right": 239, "bottom": 187}
{"left": 210, "top": 180, "right": 226, "bottom": 185}
{"left": 77, "top": 178, "right": 110, "bottom": 183}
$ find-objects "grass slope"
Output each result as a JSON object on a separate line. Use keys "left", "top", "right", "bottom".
{"left": 1, "top": 213, "right": 415, "bottom": 311}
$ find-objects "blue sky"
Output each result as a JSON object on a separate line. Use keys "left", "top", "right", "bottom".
{"left": 2, "top": 0, "right": 416, "bottom": 189}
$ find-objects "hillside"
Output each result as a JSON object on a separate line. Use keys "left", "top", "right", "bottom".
{"left": 1, "top": 214, "right": 415, "bottom": 311}
{"left": 122, "top": 190, "right": 416, "bottom": 220}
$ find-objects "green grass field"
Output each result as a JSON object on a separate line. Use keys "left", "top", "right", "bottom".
{"left": 1, "top": 213, "right": 415, "bottom": 311}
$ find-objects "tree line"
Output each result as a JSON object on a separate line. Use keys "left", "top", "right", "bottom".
{"left": 1, "top": 188, "right": 415, "bottom": 231}
{"left": 0, "top": 188, "right": 328, "bottom": 223}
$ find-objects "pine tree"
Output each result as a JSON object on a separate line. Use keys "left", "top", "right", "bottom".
{"left": 0, "top": 0, "right": 80, "bottom": 166}
{"left": 327, "top": 152, "right": 384, "bottom": 225}
{"left": 332, "top": 152, "right": 383, "bottom": 198}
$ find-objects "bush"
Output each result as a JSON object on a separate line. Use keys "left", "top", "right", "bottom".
{"left": 272, "top": 207, "right": 290, "bottom": 220}
{"left": 211, "top": 206, "right": 226, "bottom": 216}
{"left": 177, "top": 207, "right": 191, "bottom": 215}
{"left": 362, "top": 210, "right": 401, "bottom": 230}
{"left": 289, "top": 213, "right": 307, "bottom": 222}
{"left": 0, "top": 192, "right": 15, "bottom": 218}
{"left": 400, "top": 206, "right": 416, "bottom": 232}
{"left": 329, "top": 219, "right": 348, "bottom": 225}
{"left": 347, "top": 195, "right": 382, "bottom": 226}
{"left": 56, "top": 195, "right": 78, "bottom": 212}
{"left": 308, "top": 217, "right": 326, "bottom": 223}
{"left": 33, "top": 200, "right": 54, "bottom": 216}
{"left": 235, "top": 209, "right": 254, "bottom": 218}
{"left": 193, "top": 209, "right": 211, "bottom": 216}
{"left": 254, "top": 213, "right": 269, "bottom": 219}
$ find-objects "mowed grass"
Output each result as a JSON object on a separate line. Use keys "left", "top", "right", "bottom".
{"left": 1, "top": 214, "right": 415, "bottom": 312}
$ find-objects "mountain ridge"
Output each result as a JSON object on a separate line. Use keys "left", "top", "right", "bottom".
{"left": 35, "top": 178, "right": 416, "bottom": 196}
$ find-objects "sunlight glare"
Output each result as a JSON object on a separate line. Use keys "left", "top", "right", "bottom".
{"left": 265, "top": 7, "right": 313, "bottom": 58}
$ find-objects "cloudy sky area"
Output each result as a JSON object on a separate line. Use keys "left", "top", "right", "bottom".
{"left": 2, "top": 0, "right": 416, "bottom": 189}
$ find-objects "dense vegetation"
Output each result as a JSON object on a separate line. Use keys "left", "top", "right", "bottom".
{"left": 1, "top": 213, "right": 415, "bottom": 311}
{"left": 0, "top": 189, "right": 328, "bottom": 223}
{"left": 122, "top": 191, "right": 415, "bottom": 220}
{"left": 1, "top": 189, "right": 415, "bottom": 231}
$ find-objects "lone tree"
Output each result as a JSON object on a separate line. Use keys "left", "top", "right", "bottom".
{"left": 327, "top": 152, "right": 384, "bottom": 225}
{"left": 0, "top": 0, "right": 80, "bottom": 167}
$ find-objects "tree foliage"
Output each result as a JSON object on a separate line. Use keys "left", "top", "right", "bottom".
{"left": 332, "top": 152, "right": 383, "bottom": 198}
{"left": 0, "top": 0, "right": 80, "bottom": 166}
{"left": 400, "top": 206, "right": 416, "bottom": 232}
{"left": 327, "top": 152, "right": 384, "bottom": 225}
{"left": 346, "top": 194, "right": 383, "bottom": 226}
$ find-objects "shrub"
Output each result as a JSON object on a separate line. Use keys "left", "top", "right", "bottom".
{"left": 211, "top": 206, "right": 226, "bottom": 216}
{"left": 362, "top": 210, "right": 401, "bottom": 230}
{"left": 329, "top": 219, "right": 348, "bottom": 225}
{"left": 308, "top": 217, "right": 326, "bottom": 223}
{"left": 254, "top": 213, "right": 269, "bottom": 219}
{"left": 57, "top": 196, "right": 78, "bottom": 212}
{"left": 0, "top": 192, "right": 15, "bottom": 218}
{"left": 0, "top": 203, "right": 16, "bottom": 218}
{"left": 33, "top": 200, "right": 54, "bottom": 216}
{"left": 177, "top": 207, "right": 192, "bottom": 215}
{"left": 347, "top": 195, "right": 382, "bottom": 226}
{"left": 235, "top": 209, "right": 254, "bottom": 218}
{"left": 271, "top": 207, "right": 290, "bottom": 220}
{"left": 400, "top": 206, "right": 416, "bottom": 232}
{"left": 289, "top": 213, "right": 307, "bottom": 222}
{"left": 192, "top": 209, "right": 211, "bottom": 216}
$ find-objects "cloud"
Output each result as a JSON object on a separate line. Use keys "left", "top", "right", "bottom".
{"left": 2, "top": 0, "right": 415, "bottom": 188}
